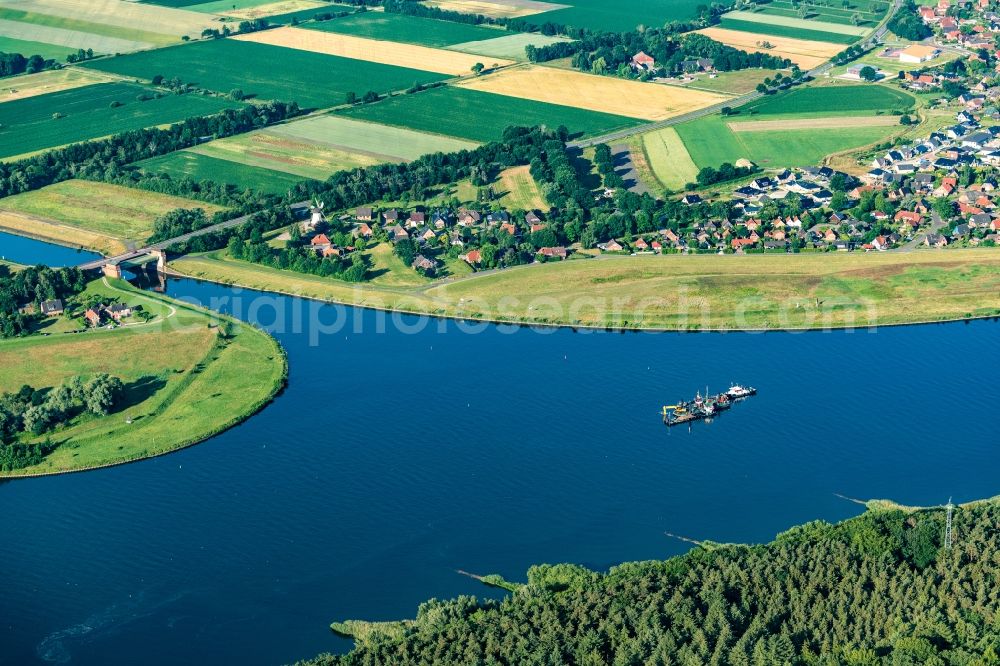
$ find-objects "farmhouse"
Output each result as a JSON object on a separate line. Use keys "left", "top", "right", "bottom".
{"left": 39, "top": 299, "right": 64, "bottom": 316}
{"left": 356, "top": 207, "right": 375, "bottom": 222}
{"left": 631, "top": 51, "right": 655, "bottom": 71}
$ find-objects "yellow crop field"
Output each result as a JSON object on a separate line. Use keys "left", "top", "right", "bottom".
{"left": 727, "top": 116, "right": 901, "bottom": 132}
{"left": 422, "top": 0, "right": 569, "bottom": 19}
{"left": 0, "top": 68, "right": 113, "bottom": 104}
{"left": 695, "top": 27, "right": 842, "bottom": 69}
{"left": 455, "top": 65, "right": 730, "bottom": 121}
{"left": 220, "top": 0, "right": 324, "bottom": 19}
{"left": 234, "top": 27, "right": 513, "bottom": 75}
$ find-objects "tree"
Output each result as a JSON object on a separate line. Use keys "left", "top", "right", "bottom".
{"left": 471, "top": 62, "right": 484, "bottom": 75}
{"left": 859, "top": 66, "right": 878, "bottom": 82}
{"left": 85, "top": 374, "right": 123, "bottom": 416}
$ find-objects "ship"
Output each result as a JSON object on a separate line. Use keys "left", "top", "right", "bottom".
{"left": 662, "top": 385, "right": 755, "bottom": 426}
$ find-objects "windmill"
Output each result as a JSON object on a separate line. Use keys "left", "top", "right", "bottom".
{"left": 308, "top": 198, "right": 326, "bottom": 229}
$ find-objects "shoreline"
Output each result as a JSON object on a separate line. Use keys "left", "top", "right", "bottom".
{"left": 164, "top": 263, "right": 1000, "bottom": 335}
{"left": 0, "top": 297, "right": 290, "bottom": 481}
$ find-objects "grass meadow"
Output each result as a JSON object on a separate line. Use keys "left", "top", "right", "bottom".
{"left": 674, "top": 114, "right": 899, "bottom": 169}
{"left": 172, "top": 249, "right": 1000, "bottom": 331}
{"left": 307, "top": 12, "right": 506, "bottom": 46}
{"left": 0, "top": 278, "right": 286, "bottom": 477}
{"left": 338, "top": 85, "right": 641, "bottom": 142}
{"left": 743, "top": 84, "right": 915, "bottom": 116}
{"left": 83, "top": 39, "right": 449, "bottom": 109}
{"left": 137, "top": 151, "right": 310, "bottom": 195}
{"left": 0, "top": 7, "right": 177, "bottom": 48}
{"left": 0, "top": 82, "right": 240, "bottom": 159}
{"left": 0, "top": 35, "right": 78, "bottom": 60}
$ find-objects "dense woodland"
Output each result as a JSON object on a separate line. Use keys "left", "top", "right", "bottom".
{"left": 888, "top": 1, "right": 933, "bottom": 41}
{"left": 302, "top": 500, "right": 1000, "bottom": 665}
{"left": 0, "top": 51, "right": 55, "bottom": 78}
{"left": 0, "top": 266, "right": 86, "bottom": 339}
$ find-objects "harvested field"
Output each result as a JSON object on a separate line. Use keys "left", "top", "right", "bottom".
{"left": 0, "top": 68, "right": 112, "bottom": 104}
{"left": 728, "top": 115, "right": 901, "bottom": 131}
{"left": 0, "top": 180, "right": 225, "bottom": 249}
{"left": 268, "top": 115, "right": 480, "bottom": 161}
{"left": 0, "top": 0, "right": 217, "bottom": 39}
{"left": 722, "top": 10, "right": 868, "bottom": 36}
{"left": 496, "top": 165, "right": 547, "bottom": 210}
{"left": 0, "top": 210, "right": 125, "bottom": 255}
{"left": 447, "top": 33, "right": 573, "bottom": 60}
{"left": 215, "top": 0, "right": 324, "bottom": 17}
{"left": 717, "top": 17, "right": 859, "bottom": 44}
{"left": 234, "top": 26, "right": 512, "bottom": 75}
{"left": 695, "top": 27, "right": 843, "bottom": 68}
{"left": 0, "top": 17, "right": 153, "bottom": 53}
{"left": 422, "top": 0, "right": 569, "bottom": 19}
{"left": 455, "top": 65, "right": 730, "bottom": 121}
{"left": 184, "top": 115, "right": 481, "bottom": 180}
{"left": 0, "top": 7, "right": 176, "bottom": 46}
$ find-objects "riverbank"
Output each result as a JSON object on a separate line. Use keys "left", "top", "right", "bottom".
{"left": 0, "top": 278, "right": 287, "bottom": 477}
{"left": 308, "top": 496, "right": 1000, "bottom": 665}
{"left": 171, "top": 248, "right": 1000, "bottom": 331}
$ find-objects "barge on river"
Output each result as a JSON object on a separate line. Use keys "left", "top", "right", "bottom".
{"left": 662, "top": 384, "right": 757, "bottom": 426}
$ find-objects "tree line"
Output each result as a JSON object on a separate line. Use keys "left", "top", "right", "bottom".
{"left": 0, "top": 266, "right": 86, "bottom": 339}
{"left": 0, "top": 51, "right": 55, "bottom": 78}
{"left": 301, "top": 500, "right": 1000, "bottom": 665}
{"left": 0, "top": 101, "right": 300, "bottom": 199}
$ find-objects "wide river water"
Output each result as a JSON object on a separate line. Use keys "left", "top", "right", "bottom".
{"left": 1, "top": 236, "right": 999, "bottom": 665}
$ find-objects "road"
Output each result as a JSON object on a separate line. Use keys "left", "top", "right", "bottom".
{"left": 570, "top": 0, "right": 903, "bottom": 149}
{"left": 77, "top": 201, "right": 310, "bottom": 270}
{"left": 897, "top": 210, "right": 946, "bottom": 251}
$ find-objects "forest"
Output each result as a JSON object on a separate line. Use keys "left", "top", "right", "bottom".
{"left": 0, "top": 52, "right": 55, "bottom": 78}
{"left": 887, "top": 1, "right": 933, "bottom": 41}
{"left": 302, "top": 499, "right": 1000, "bottom": 665}
{"left": 0, "top": 266, "right": 87, "bottom": 338}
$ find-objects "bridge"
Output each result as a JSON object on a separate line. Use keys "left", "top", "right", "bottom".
{"left": 77, "top": 201, "right": 310, "bottom": 271}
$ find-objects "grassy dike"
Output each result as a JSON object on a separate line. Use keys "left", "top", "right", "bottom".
{"left": 0, "top": 279, "right": 287, "bottom": 477}
{"left": 171, "top": 248, "right": 1000, "bottom": 331}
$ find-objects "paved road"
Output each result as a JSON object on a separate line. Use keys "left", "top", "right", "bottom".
{"left": 610, "top": 144, "right": 651, "bottom": 195}
{"left": 78, "top": 201, "right": 310, "bottom": 270}
{"left": 897, "top": 210, "right": 947, "bottom": 252}
{"left": 570, "top": 0, "right": 903, "bottom": 150}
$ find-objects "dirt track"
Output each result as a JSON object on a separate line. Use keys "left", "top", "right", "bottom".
{"left": 728, "top": 115, "right": 901, "bottom": 132}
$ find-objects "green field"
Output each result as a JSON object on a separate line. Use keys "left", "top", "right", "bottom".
{"left": 0, "top": 82, "right": 241, "bottom": 159}
{"left": 748, "top": 0, "right": 888, "bottom": 26}
{"left": 0, "top": 35, "right": 78, "bottom": 60}
{"left": 0, "top": 278, "right": 286, "bottom": 477}
{"left": 0, "top": 180, "right": 225, "bottom": 248}
{"left": 447, "top": 33, "right": 574, "bottom": 60}
{"left": 674, "top": 114, "right": 899, "bottom": 169}
{"left": 337, "top": 85, "right": 640, "bottom": 142}
{"left": 83, "top": 39, "right": 449, "bottom": 110}
{"left": 307, "top": 12, "right": 506, "bottom": 46}
{"left": 529, "top": 0, "right": 705, "bottom": 32}
{"left": 743, "top": 84, "right": 914, "bottom": 116}
{"left": 717, "top": 17, "right": 860, "bottom": 44}
{"left": 172, "top": 249, "right": 1000, "bottom": 330}
{"left": 137, "top": 151, "right": 311, "bottom": 195}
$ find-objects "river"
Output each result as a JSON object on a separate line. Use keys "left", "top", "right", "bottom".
{"left": 0, "top": 231, "right": 102, "bottom": 268}
{"left": 1, "top": 236, "right": 999, "bottom": 665}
